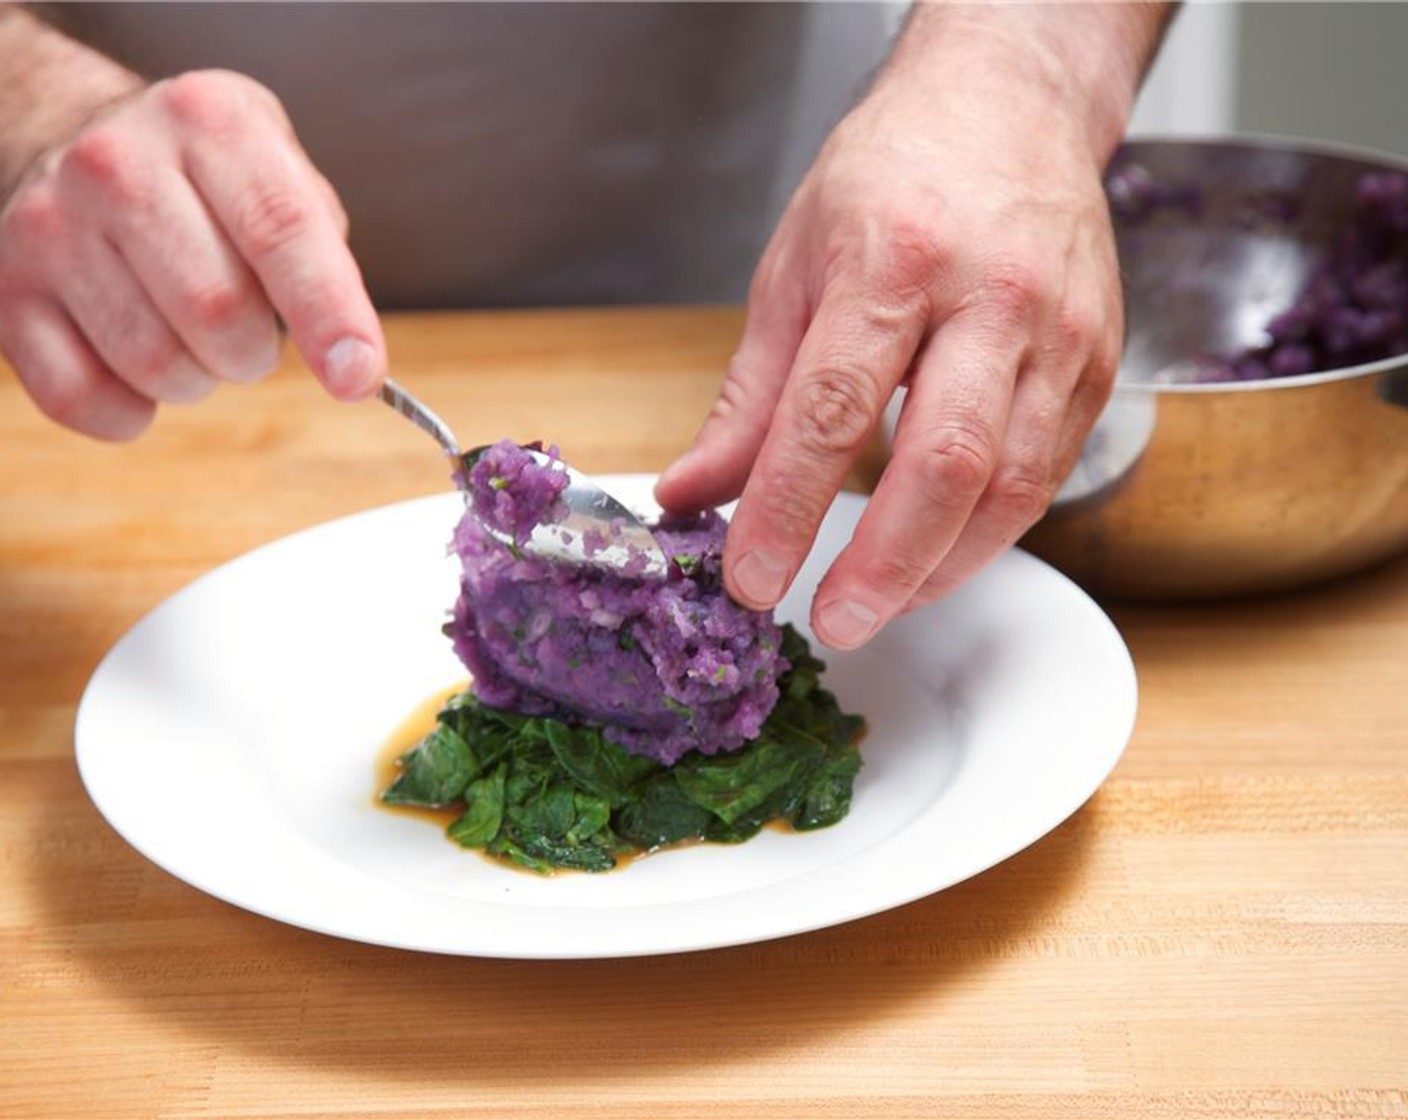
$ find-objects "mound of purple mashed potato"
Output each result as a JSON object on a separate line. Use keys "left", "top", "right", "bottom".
{"left": 449, "top": 442, "right": 785, "bottom": 765}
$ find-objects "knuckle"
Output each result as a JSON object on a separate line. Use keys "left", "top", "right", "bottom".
{"left": 278, "top": 273, "right": 354, "bottom": 334}
{"left": 794, "top": 364, "right": 884, "bottom": 457}
{"left": 125, "top": 338, "right": 186, "bottom": 388}
{"left": 866, "top": 549, "right": 931, "bottom": 597}
{"left": 905, "top": 423, "right": 999, "bottom": 502}
{"left": 974, "top": 262, "right": 1043, "bottom": 328}
{"left": 2, "top": 188, "right": 65, "bottom": 245}
{"left": 234, "top": 181, "right": 312, "bottom": 256}
{"left": 854, "top": 296, "right": 922, "bottom": 348}
{"left": 158, "top": 70, "right": 243, "bottom": 132}
{"left": 707, "top": 358, "right": 751, "bottom": 425}
{"left": 185, "top": 278, "right": 252, "bottom": 332}
{"left": 66, "top": 127, "right": 121, "bottom": 177}
{"left": 1050, "top": 301, "right": 1102, "bottom": 360}
{"left": 237, "top": 74, "right": 292, "bottom": 129}
{"left": 988, "top": 464, "right": 1052, "bottom": 528}
{"left": 903, "top": 574, "right": 949, "bottom": 617}
{"left": 1089, "top": 336, "right": 1123, "bottom": 389}
{"left": 64, "top": 128, "right": 146, "bottom": 202}
{"left": 870, "top": 219, "right": 945, "bottom": 298}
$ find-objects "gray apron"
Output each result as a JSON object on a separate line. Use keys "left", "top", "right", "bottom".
{"left": 51, "top": 2, "right": 894, "bottom": 309}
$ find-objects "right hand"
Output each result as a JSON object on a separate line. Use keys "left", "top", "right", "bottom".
{"left": 0, "top": 69, "right": 385, "bottom": 440}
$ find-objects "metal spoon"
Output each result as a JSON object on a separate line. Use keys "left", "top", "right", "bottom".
{"left": 377, "top": 377, "right": 669, "bottom": 579}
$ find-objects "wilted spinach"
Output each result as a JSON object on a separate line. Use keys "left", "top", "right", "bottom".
{"left": 381, "top": 625, "right": 864, "bottom": 872}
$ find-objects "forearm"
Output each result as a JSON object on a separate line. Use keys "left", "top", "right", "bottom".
{"left": 0, "top": 5, "right": 143, "bottom": 202}
{"left": 878, "top": 1, "right": 1174, "bottom": 164}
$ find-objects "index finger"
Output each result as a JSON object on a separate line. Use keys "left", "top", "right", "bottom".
{"left": 723, "top": 286, "right": 927, "bottom": 613}
{"left": 171, "top": 84, "right": 384, "bottom": 398}
{"left": 811, "top": 309, "right": 1026, "bottom": 646}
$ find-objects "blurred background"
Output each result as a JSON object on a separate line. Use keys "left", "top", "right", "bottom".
{"left": 44, "top": 1, "right": 1408, "bottom": 308}
{"left": 1130, "top": 1, "right": 1408, "bottom": 156}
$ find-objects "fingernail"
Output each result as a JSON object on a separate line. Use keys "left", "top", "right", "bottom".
{"left": 732, "top": 548, "right": 789, "bottom": 607}
{"left": 324, "top": 337, "right": 380, "bottom": 397}
{"left": 817, "top": 599, "right": 879, "bottom": 650}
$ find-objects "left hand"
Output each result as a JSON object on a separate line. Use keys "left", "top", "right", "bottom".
{"left": 655, "top": 10, "right": 1135, "bottom": 649}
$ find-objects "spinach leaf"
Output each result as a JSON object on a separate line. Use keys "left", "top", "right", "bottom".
{"left": 507, "top": 781, "right": 578, "bottom": 839}
{"left": 486, "top": 835, "right": 555, "bottom": 874}
{"left": 447, "top": 764, "right": 507, "bottom": 846}
{"left": 792, "top": 746, "right": 863, "bottom": 831}
{"left": 490, "top": 832, "right": 617, "bottom": 873}
{"left": 616, "top": 774, "right": 715, "bottom": 849}
{"left": 568, "top": 790, "right": 613, "bottom": 844}
{"left": 672, "top": 734, "right": 824, "bottom": 825}
{"left": 503, "top": 735, "right": 558, "bottom": 808}
{"left": 703, "top": 781, "right": 800, "bottom": 843}
{"left": 544, "top": 722, "right": 659, "bottom": 807}
{"left": 381, "top": 722, "right": 481, "bottom": 807}
{"left": 493, "top": 772, "right": 620, "bottom": 872}
{"left": 778, "top": 624, "right": 823, "bottom": 699}
{"left": 479, "top": 705, "right": 551, "bottom": 743}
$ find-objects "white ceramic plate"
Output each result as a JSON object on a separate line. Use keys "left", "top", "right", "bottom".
{"left": 76, "top": 478, "right": 1136, "bottom": 959}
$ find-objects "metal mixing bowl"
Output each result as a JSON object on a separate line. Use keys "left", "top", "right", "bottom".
{"left": 1022, "top": 136, "right": 1408, "bottom": 600}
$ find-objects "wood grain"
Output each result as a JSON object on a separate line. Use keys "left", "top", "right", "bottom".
{"left": 2, "top": 307, "right": 1405, "bottom": 1120}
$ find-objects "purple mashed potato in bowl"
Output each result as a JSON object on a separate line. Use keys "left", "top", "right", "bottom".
{"left": 450, "top": 441, "right": 784, "bottom": 765}
{"left": 1105, "top": 141, "right": 1408, "bottom": 386}
{"left": 1190, "top": 170, "right": 1407, "bottom": 382}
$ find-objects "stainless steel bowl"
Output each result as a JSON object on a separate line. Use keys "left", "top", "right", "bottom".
{"left": 1022, "top": 136, "right": 1408, "bottom": 600}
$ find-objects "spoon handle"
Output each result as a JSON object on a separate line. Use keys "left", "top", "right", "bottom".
{"left": 378, "top": 377, "right": 461, "bottom": 458}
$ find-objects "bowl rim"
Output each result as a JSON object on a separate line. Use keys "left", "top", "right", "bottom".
{"left": 1119, "top": 130, "right": 1408, "bottom": 176}
{"left": 1112, "top": 130, "right": 1408, "bottom": 395}
{"left": 1115, "top": 351, "right": 1408, "bottom": 396}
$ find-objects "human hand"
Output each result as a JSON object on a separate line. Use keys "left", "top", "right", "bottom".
{"left": 0, "top": 68, "right": 384, "bottom": 439}
{"left": 656, "top": 4, "right": 1168, "bottom": 649}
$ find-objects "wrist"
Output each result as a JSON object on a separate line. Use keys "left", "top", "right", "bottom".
{"left": 0, "top": 8, "right": 144, "bottom": 203}
{"left": 876, "top": 1, "right": 1172, "bottom": 166}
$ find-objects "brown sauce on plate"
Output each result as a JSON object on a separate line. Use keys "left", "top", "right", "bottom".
{"left": 373, "top": 681, "right": 820, "bottom": 872}
{"left": 373, "top": 681, "right": 467, "bottom": 830}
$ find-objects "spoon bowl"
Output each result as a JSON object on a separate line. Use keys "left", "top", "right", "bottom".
{"left": 377, "top": 377, "right": 669, "bottom": 580}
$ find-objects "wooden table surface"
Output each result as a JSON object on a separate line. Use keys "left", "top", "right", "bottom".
{"left": 2, "top": 307, "right": 1405, "bottom": 1120}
